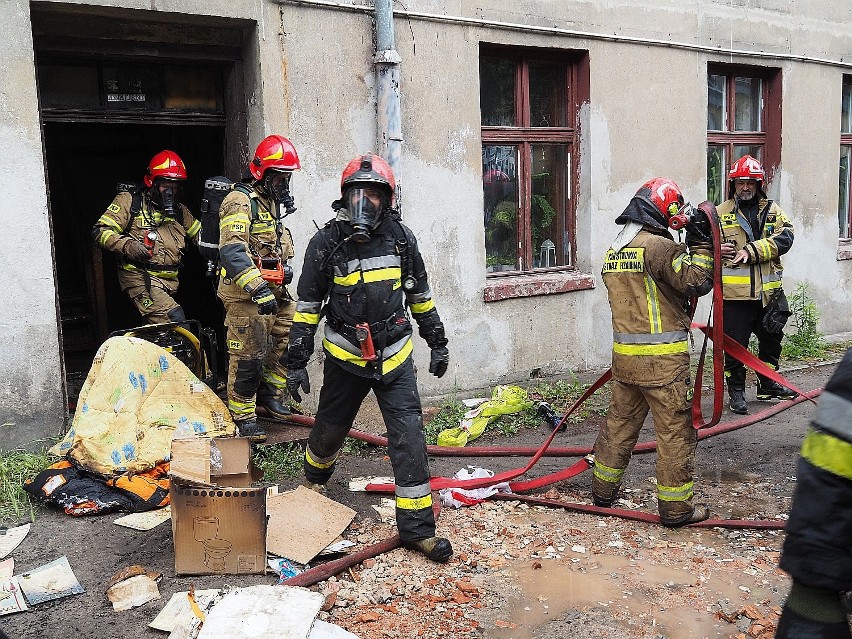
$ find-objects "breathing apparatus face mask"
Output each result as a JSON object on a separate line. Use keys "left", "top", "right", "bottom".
{"left": 151, "top": 179, "right": 183, "bottom": 217}
{"left": 345, "top": 186, "right": 387, "bottom": 243}
{"left": 263, "top": 170, "right": 293, "bottom": 204}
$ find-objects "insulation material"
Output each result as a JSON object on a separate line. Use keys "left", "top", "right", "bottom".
{"left": 50, "top": 336, "right": 234, "bottom": 476}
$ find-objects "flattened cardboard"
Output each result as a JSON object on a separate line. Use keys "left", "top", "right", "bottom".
{"left": 266, "top": 486, "right": 356, "bottom": 564}
{"left": 149, "top": 589, "right": 220, "bottom": 632}
{"left": 170, "top": 437, "right": 253, "bottom": 487}
{"left": 170, "top": 484, "right": 266, "bottom": 576}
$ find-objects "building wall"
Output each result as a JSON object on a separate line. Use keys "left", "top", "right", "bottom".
{"left": 2, "top": 0, "right": 851, "bottom": 447}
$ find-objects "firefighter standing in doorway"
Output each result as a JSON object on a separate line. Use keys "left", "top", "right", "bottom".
{"left": 593, "top": 178, "right": 715, "bottom": 527}
{"left": 218, "top": 134, "right": 300, "bottom": 442}
{"left": 92, "top": 150, "right": 200, "bottom": 324}
{"left": 719, "top": 155, "right": 796, "bottom": 415}
{"left": 284, "top": 153, "right": 453, "bottom": 562}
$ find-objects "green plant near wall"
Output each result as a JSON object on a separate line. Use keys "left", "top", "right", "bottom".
{"left": 782, "top": 282, "right": 828, "bottom": 360}
{"left": 0, "top": 447, "right": 54, "bottom": 524}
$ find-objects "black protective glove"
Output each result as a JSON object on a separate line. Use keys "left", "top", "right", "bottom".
{"left": 762, "top": 289, "right": 791, "bottom": 333}
{"left": 286, "top": 368, "right": 310, "bottom": 402}
{"left": 251, "top": 283, "right": 278, "bottom": 316}
{"left": 123, "top": 239, "right": 152, "bottom": 262}
{"left": 685, "top": 213, "right": 713, "bottom": 248}
{"left": 429, "top": 347, "right": 449, "bottom": 378}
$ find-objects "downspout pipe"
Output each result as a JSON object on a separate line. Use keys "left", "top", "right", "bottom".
{"left": 374, "top": 0, "right": 403, "bottom": 213}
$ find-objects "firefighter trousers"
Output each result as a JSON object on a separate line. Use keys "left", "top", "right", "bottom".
{"left": 304, "top": 357, "right": 436, "bottom": 542}
{"left": 723, "top": 299, "right": 784, "bottom": 388}
{"left": 223, "top": 292, "right": 295, "bottom": 422}
{"left": 593, "top": 374, "right": 697, "bottom": 523}
{"left": 118, "top": 269, "right": 185, "bottom": 324}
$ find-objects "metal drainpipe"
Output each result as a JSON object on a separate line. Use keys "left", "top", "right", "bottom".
{"left": 374, "top": 0, "right": 403, "bottom": 214}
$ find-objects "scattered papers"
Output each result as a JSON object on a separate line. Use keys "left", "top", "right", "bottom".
{"left": 348, "top": 477, "right": 394, "bottom": 492}
{"left": 371, "top": 498, "right": 396, "bottom": 524}
{"left": 114, "top": 507, "right": 171, "bottom": 530}
{"left": 197, "top": 585, "right": 324, "bottom": 639}
{"left": 266, "top": 487, "right": 356, "bottom": 564}
{"left": 107, "top": 573, "right": 161, "bottom": 611}
{"left": 17, "top": 556, "right": 85, "bottom": 605}
{"left": 318, "top": 539, "right": 355, "bottom": 556}
{"left": 309, "top": 620, "right": 361, "bottom": 639}
{"left": 0, "top": 559, "right": 27, "bottom": 616}
{"left": 149, "top": 589, "right": 221, "bottom": 632}
{"left": 0, "top": 524, "right": 30, "bottom": 559}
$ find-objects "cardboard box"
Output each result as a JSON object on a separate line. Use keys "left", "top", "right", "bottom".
{"left": 169, "top": 437, "right": 266, "bottom": 576}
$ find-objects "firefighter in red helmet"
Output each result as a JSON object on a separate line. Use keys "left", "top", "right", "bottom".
{"left": 284, "top": 153, "right": 453, "bottom": 562}
{"left": 719, "top": 155, "right": 796, "bottom": 415}
{"left": 92, "top": 150, "right": 200, "bottom": 324}
{"left": 593, "top": 178, "right": 716, "bottom": 526}
{"left": 217, "top": 134, "right": 301, "bottom": 442}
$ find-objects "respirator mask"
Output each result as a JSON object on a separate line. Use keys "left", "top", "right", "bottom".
{"left": 346, "top": 186, "right": 386, "bottom": 243}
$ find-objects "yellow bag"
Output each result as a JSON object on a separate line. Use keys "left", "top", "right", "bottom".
{"left": 437, "top": 385, "right": 532, "bottom": 447}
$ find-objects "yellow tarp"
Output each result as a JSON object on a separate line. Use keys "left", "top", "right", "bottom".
{"left": 437, "top": 385, "right": 532, "bottom": 447}
{"left": 50, "top": 336, "right": 234, "bottom": 476}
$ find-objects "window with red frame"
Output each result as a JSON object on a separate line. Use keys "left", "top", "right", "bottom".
{"left": 707, "top": 65, "right": 781, "bottom": 205}
{"left": 840, "top": 77, "right": 852, "bottom": 238}
{"left": 480, "top": 47, "right": 583, "bottom": 275}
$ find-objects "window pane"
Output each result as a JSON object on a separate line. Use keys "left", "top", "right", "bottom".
{"left": 163, "top": 67, "right": 222, "bottom": 111}
{"left": 732, "top": 145, "right": 763, "bottom": 164}
{"left": 734, "top": 76, "right": 762, "bottom": 131}
{"left": 529, "top": 62, "right": 567, "bottom": 127}
{"left": 531, "top": 145, "right": 570, "bottom": 268}
{"left": 480, "top": 58, "right": 516, "bottom": 126}
{"left": 707, "top": 145, "right": 726, "bottom": 205}
{"left": 483, "top": 146, "right": 519, "bottom": 272}
{"left": 842, "top": 83, "right": 852, "bottom": 134}
{"left": 37, "top": 64, "right": 100, "bottom": 108}
{"left": 708, "top": 74, "right": 726, "bottom": 131}
{"left": 840, "top": 146, "right": 851, "bottom": 237}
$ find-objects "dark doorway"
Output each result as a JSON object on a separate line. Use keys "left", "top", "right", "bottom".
{"left": 44, "top": 122, "right": 226, "bottom": 394}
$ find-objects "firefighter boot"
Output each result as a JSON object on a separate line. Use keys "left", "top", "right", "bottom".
{"left": 301, "top": 479, "right": 327, "bottom": 495}
{"left": 727, "top": 369, "right": 748, "bottom": 415}
{"left": 237, "top": 418, "right": 267, "bottom": 443}
{"left": 256, "top": 384, "right": 292, "bottom": 421}
{"left": 756, "top": 376, "right": 797, "bottom": 401}
{"left": 403, "top": 536, "right": 454, "bottom": 563}
{"left": 661, "top": 503, "right": 710, "bottom": 528}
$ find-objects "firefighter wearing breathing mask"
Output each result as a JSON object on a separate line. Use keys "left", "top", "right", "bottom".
{"left": 284, "top": 153, "right": 453, "bottom": 563}
{"left": 92, "top": 150, "right": 200, "bottom": 324}
{"left": 217, "top": 135, "right": 300, "bottom": 442}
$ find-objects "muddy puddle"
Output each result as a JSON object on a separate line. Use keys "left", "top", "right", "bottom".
{"left": 491, "top": 549, "right": 783, "bottom": 639}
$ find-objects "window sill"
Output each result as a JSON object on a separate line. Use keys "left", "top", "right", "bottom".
{"left": 483, "top": 269, "right": 596, "bottom": 302}
{"left": 838, "top": 238, "right": 852, "bottom": 261}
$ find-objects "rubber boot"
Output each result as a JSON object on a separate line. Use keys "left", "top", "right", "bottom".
{"left": 756, "top": 377, "right": 797, "bottom": 401}
{"left": 660, "top": 503, "right": 710, "bottom": 528}
{"left": 403, "top": 536, "right": 454, "bottom": 563}
{"left": 302, "top": 479, "right": 327, "bottom": 495}
{"left": 237, "top": 418, "right": 267, "bottom": 443}
{"left": 727, "top": 368, "right": 748, "bottom": 415}
{"left": 257, "top": 384, "right": 292, "bottom": 421}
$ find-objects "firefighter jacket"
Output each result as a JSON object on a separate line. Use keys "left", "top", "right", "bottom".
{"left": 92, "top": 190, "right": 200, "bottom": 281}
{"left": 718, "top": 197, "right": 794, "bottom": 305}
{"left": 602, "top": 227, "right": 714, "bottom": 386}
{"left": 217, "top": 185, "right": 295, "bottom": 302}
{"left": 285, "top": 216, "right": 447, "bottom": 382}
{"left": 779, "top": 347, "right": 852, "bottom": 592}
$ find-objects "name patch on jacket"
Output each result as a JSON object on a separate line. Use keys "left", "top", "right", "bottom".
{"left": 602, "top": 247, "right": 645, "bottom": 273}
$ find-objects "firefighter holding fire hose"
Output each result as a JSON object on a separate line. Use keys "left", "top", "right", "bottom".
{"left": 284, "top": 153, "right": 453, "bottom": 563}
{"left": 217, "top": 135, "right": 300, "bottom": 442}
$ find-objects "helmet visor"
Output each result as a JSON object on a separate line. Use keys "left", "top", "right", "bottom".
{"left": 346, "top": 186, "right": 386, "bottom": 230}
{"left": 264, "top": 170, "right": 292, "bottom": 203}
{"left": 152, "top": 178, "right": 184, "bottom": 215}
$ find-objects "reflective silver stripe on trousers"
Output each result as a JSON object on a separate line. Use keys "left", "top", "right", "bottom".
{"left": 296, "top": 300, "right": 322, "bottom": 313}
{"left": 395, "top": 481, "right": 432, "bottom": 498}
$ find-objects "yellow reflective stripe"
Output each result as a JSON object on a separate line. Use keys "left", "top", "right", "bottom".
{"left": 97, "top": 214, "right": 124, "bottom": 232}
{"left": 305, "top": 448, "right": 337, "bottom": 470}
{"left": 657, "top": 481, "right": 695, "bottom": 502}
{"left": 644, "top": 275, "right": 662, "bottom": 333}
{"left": 722, "top": 275, "right": 751, "bottom": 285}
{"left": 322, "top": 335, "right": 413, "bottom": 374}
{"left": 293, "top": 312, "right": 320, "bottom": 325}
{"left": 593, "top": 461, "right": 625, "bottom": 484}
{"left": 221, "top": 212, "right": 250, "bottom": 226}
{"left": 98, "top": 230, "right": 117, "bottom": 246}
{"left": 671, "top": 254, "right": 685, "bottom": 274}
{"left": 801, "top": 429, "right": 852, "bottom": 481}
{"left": 690, "top": 254, "right": 713, "bottom": 269}
{"left": 235, "top": 268, "right": 263, "bottom": 289}
{"left": 613, "top": 341, "right": 689, "bottom": 356}
{"left": 334, "top": 272, "right": 362, "bottom": 286}
{"left": 120, "top": 264, "right": 179, "bottom": 279}
{"left": 763, "top": 280, "right": 782, "bottom": 291}
{"left": 396, "top": 493, "right": 433, "bottom": 511}
{"left": 186, "top": 219, "right": 201, "bottom": 237}
{"left": 254, "top": 292, "right": 275, "bottom": 304}
{"left": 262, "top": 370, "right": 287, "bottom": 388}
{"left": 757, "top": 239, "right": 772, "bottom": 261}
{"left": 381, "top": 338, "right": 413, "bottom": 375}
{"left": 363, "top": 267, "right": 401, "bottom": 283}
{"left": 228, "top": 399, "right": 255, "bottom": 416}
{"left": 323, "top": 338, "right": 368, "bottom": 367}
{"left": 410, "top": 300, "right": 435, "bottom": 314}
